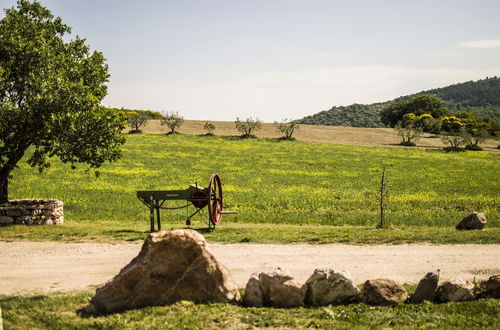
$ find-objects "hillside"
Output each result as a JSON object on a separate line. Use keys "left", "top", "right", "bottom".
{"left": 297, "top": 77, "right": 500, "bottom": 127}
{"left": 398, "top": 76, "right": 500, "bottom": 109}
{"left": 297, "top": 103, "right": 387, "bottom": 128}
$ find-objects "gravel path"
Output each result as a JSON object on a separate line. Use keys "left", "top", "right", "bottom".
{"left": 1, "top": 242, "right": 499, "bottom": 295}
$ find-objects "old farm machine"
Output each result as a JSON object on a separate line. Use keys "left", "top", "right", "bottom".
{"left": 137, "top": 174, "right": 236, "bottom": 231}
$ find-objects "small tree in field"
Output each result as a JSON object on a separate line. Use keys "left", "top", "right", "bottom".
{"left": 441, "top": 129, "right": 468, "bottom": 150}
{"left": 464, "top": 121, "right": 490, "bottom": 151}
{"left": 0, "top": 1, "right": 126, "bottom": 204}
{"left": 128, "top": 111, "right": 149, "bottom": 133}
{"left": 440, "top": 116, "right": 468, "bottom": 151}
{"left": 161, "top": 111, "right": 184, "bottom": 133}
{"left": 394, "top": 113, "right": 423, "bottom": 146}
{"left": 203, "top": 121, "right": 216, "bottom": 135}
{"left": 275, "top": 119, "right": 299, "bottom": 140}
{"left": 235, "top": 117, "right": 262, "bottom": 137}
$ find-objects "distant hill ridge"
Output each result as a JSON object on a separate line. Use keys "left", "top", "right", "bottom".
{"left": 297, "top": 77, "right": 500, "bottom": 127}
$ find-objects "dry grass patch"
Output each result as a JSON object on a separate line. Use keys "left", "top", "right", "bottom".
{"left": 138, "top": 120, "right": 500, "bottom": 153}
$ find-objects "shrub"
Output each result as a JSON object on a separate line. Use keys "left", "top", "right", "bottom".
{"left": 400, "top": 141, "right": 417, "bottom": 146}
{"left": 203, "top": 122, "right": 216, "bottom": 135}
{"left": 441, "top": 116, "right": 464, "bottom": 132}
{"left": 465, "top": 144, "right": 483, "bottom": 151}
{"left": 419, "top": 114, "right": 442, "bottom": 134}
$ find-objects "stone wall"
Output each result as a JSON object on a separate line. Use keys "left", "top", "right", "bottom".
{"left": 0, "top": 199, "right": 64, "bottom": 225}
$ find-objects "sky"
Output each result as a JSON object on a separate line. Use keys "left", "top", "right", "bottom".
{"left": 1, "top": 0, "right": 500, "bottom": 121}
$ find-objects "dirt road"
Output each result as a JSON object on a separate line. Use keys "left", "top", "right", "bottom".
{"left": 1, "top": 242, "right": 499, "bottom": 296}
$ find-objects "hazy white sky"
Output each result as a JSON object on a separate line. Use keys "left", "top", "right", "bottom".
{"left": 2, "top": 0, "right": 500, "bottom": 121}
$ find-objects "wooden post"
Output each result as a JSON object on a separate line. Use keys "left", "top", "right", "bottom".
{"left": 379, "top": 166, "right": 387, "bottom": 228}
{"left": 155, "top": 200, "right": 161, "bottom": 231}
{"left": 149, "top": 196, "right": 155, "bottom": 232}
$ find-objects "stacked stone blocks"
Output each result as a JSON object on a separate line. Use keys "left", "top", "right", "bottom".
{"left": 0, "top": 199, "right": 64, "bottom": 225}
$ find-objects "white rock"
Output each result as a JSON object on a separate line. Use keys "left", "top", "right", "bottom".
{"left": 305, "top": 268, "right": 359, "bottom": 306}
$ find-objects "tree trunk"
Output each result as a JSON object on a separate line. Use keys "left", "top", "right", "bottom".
{"left": 0, "top": 170, "right": 9, "bottom": 204}
{"left": 0, "top": 145, "right": 30, "bottom": 204}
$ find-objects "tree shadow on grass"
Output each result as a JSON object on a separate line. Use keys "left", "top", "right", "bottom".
{"left": 164, "top": 131, "right": 183, "bottom": 136}
{"left": 219, "top": 134, "right": 258, "bottom": 141}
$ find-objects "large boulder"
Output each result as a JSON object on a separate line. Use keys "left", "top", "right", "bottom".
{"left": 410, "top": 270, "right": 440, "bottom": 304}
{"left": 87, "top": 230, "right": 240, "bottom": 313}
{"left": 476, "top": 275, "right": 500, "bottom": 299}
{"left": 456, "top": 212, "right": 487, "bottom": 230}
{"left": 304, "top": 268, "right": 359, "bottom": 306}
{"left": 435, "top": 279, "right": 474, "bottom": 302}
{"left": 361, "top": 279, "right": 408, "bottom": 305}
{"left": 244, "top": 268, "right": 305, "bottom": 308}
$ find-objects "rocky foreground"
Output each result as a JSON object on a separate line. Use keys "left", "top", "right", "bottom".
{"left": 84, "top": 230, "right": 499, "bottom": 314}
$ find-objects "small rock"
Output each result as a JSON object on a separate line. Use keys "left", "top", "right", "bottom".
{"left": 244, "top": 273, "right": 264, "bottom": 307}
{"left": 258, "top": 268, "right": 306, "bottom": 308}
{"left": 0, "top": 216, "right": 14, "bottom": 225}
{"left": 456, "top": 212, "right": 487, "bottom": 230}
{"left": 5, "top": 209, "right": 21, "bottom": 217}
{"left": 361, "top": 279, "right": 408, "bottom": 305}
{"left": 476, "top": 275, "right": 500, "bottom": 299}
{"left": 435, "top": 279, "right": 474, "bottom": 302}
{"left": 87, "top": 229, "right": 240, "bottom": 314}
{"left": 304, "top": 268, "right": 359, "bottom": 306}
{"left": 410, "top": 270, "right": 440, "bottom": 303}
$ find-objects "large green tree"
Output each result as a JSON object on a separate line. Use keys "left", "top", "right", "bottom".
{"left": 380, "top": 94, "right": 449, "bottom": 127}
{"left": 0, "top": 1, "right": 126, "bottom": 203}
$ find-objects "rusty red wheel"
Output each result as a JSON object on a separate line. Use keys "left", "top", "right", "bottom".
{"left": 208, "top": 173, "right": 223, "bottom": 225}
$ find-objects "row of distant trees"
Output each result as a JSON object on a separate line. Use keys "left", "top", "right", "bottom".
{"left": 122, "top": 94, "right": 497, "bottom": 150}
{"left": 380, "top": 94, "right": 499, "bottom": 151}
{"left": 121, "top": 109, "right": 300, "bottom": 139}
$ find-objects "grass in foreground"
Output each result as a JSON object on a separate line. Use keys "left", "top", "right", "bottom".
{"left": 1, "top": 292, "right": 499, "bottom": 329}
{"left": 1, "top": 221, "right": 499, "bottom": 245}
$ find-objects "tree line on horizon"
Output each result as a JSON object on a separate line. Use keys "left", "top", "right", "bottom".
{"left": 297, "top": 77, "right": 500, "bottom": 128}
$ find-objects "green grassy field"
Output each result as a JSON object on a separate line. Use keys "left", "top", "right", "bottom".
{"left": 1, "top": 291, "right": 499, "bottom": 329}
{"left": 8, "top": 133, "right": 499, "bottom": 229}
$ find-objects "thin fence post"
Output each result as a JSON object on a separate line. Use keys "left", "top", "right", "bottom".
{"left": 379, "top": 166, "right": 388, "bottom": 228}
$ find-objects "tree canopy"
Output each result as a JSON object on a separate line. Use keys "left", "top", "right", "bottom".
{"left": 127, "top": 111, "right": 150, "bottom": 133}
{"left": 380, "top": 94, "right": 449, "bottom": 127}
{"left": 0, "top": 0, "right": 126, "bottom": 203}
{"left": 235, "top": 117, "right": 262, "bottom": 136}
{"left": 161, "top": 111, "right": 184, "bottom": 133}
